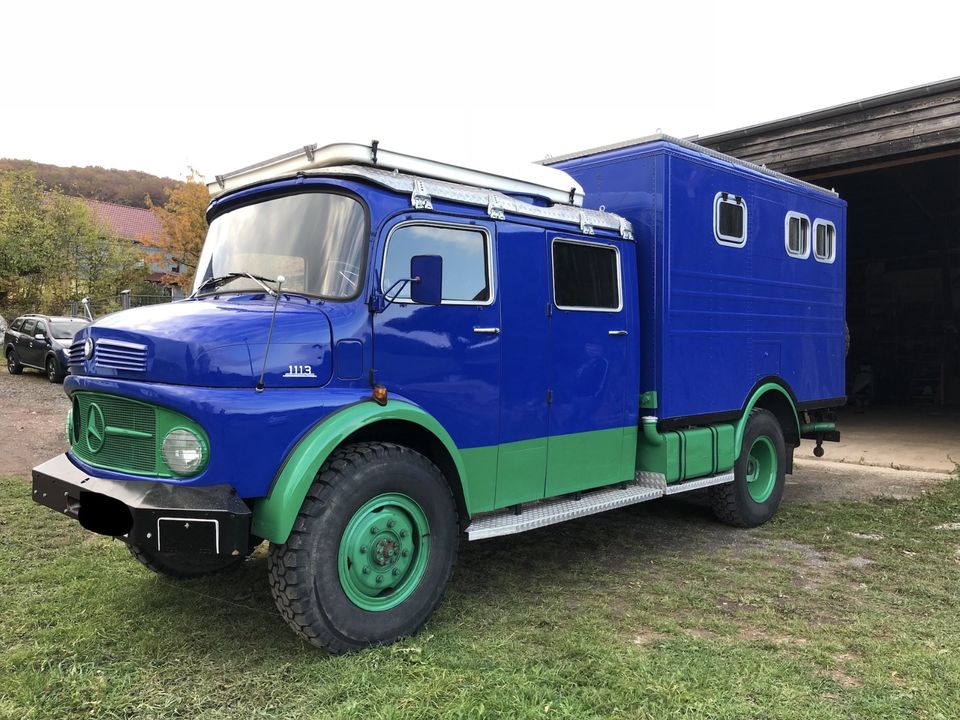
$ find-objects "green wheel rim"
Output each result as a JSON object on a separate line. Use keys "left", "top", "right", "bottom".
{"left": 746, "top": 436, "right": 777, "bottom": 503}
{"left": 338, "top": 493, "right": 430, "bottom": 612}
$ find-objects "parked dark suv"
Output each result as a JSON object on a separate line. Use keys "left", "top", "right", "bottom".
{"left": 4, "top": 314, "right": 89, "bottom": 383}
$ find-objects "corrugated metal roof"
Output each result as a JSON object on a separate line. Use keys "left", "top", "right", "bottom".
{"left": 697, "top": 76, "right": 960, "bottom": 145}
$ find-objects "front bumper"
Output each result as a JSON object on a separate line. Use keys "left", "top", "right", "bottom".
{"left": 32, "top": 454, "right": 252, "bottom": 555}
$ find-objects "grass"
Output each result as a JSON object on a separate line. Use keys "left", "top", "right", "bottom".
{"left": 2, "top": 473, "right": 960, "bottom": 719}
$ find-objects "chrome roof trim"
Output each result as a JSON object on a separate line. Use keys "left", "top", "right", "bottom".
{"left": 210, "top": 164, "right": 633, "bottom": 240}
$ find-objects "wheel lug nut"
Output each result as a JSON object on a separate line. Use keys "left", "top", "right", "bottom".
{"left": 360, "top": 545, "right": 367, "bottom": 554}
{"left": 376, "top": 575, "right": 383, "bottom": 584}
{"left": 362, "top": 566, "right": 370, "bottom": 575}
{"left": 371, "top": 526, "right": 379, "bottom": 535}
{"left": 399, "top": 530, "right": 407, "bottom": 538}
{"left": 387, "top": 520, "right": 395, "bottom": 529}
{"left": 402, "top": 549, "right": 409, "bottom": 557}
{"left": 392, "top": 568, "right": 399, "bottom": 576}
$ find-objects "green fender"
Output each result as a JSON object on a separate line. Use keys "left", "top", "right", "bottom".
{"left": 251, "top": 400, "right": 469, "bottom": 544}
{"left": 734, "top": 383, "right": 800, "bottom": 459}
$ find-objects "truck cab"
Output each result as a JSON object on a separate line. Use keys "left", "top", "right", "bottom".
{"left": 32, "top": 140, "right": 843, "bottom": 653}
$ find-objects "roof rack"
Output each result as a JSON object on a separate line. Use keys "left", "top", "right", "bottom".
{"left": 541, "top": 133, "right": 837, "bottom": 198}
{"left": 209, "top": 141, "right": 586, "bottom": 207}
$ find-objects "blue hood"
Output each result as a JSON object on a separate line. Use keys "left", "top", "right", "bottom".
{"left": 72, "top": 295, "right": 333, "bottom": 388}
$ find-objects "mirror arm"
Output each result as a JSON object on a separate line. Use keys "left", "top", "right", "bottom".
{"left": 371, "top": 277, "right": 416, "bottom": 313}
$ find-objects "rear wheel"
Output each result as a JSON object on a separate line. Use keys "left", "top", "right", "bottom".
{"left": 268, "top": 442, "right": 458, "bottom": 654}
{"left": 128, "top": 543, "right": 254, "bottom": 579}
{"left": 6, "top": 350, "right": 22, "bottom": 375}
{"left": 46, "top": 356, "right": 63, "bottom": 383}
{"left": 711, "top": 408, "right": 786, "bottom": 527}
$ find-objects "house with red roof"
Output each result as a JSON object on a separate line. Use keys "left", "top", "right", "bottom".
{"left": 84, "top": 199, "right": 184, "bottom": 297}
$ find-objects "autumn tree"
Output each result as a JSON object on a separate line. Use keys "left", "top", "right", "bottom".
{"left": 0, "top": 170, "right": 151, "bottom": 318}
{"left": 145, "top": 170, "right": 209, "bottom": 292}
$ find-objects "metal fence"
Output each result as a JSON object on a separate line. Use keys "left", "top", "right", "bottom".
{"left": 65, "top": 290, "right": 174, "bottom": 320}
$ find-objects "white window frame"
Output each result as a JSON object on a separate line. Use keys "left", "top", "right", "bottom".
{"left": 813, "top": 219, "right": 837, "bottom": 264}
{"left": 784, "top": 211, "right": 811, "bottom": 259}
{"left": 713, "top": 192, "right": 748, "bottom": 247}
{"left": 551, "top": 237, "right": 623, "bottom": 313}
{"left": 380, "top": 220, "right": 496, "bottom": 306}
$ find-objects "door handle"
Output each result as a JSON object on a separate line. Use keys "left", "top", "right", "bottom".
{"left": 473, "top": 327, "right": 501, "bottom": 335}
{"left": 608, "top": 330, "right": 628, "bottom": 336}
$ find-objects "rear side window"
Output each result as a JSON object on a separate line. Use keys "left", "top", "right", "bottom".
{"left": 552, "top": 239, "right": 621, "bottom": 311}
{"left": 714, "top": 192, "right": 747, "bottom": 246}
{"left": 382, "top": 223, "right": 492, "bottom": 303}
{"left": 814, "top": 220, "right": 836, "bottom": 263}
{"left": 785, "top": 212, "right": 810, "bottom": 258}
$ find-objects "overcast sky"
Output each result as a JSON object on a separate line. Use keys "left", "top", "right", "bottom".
{"left": 2, "top": 1, "right": 958, "bottom": 182}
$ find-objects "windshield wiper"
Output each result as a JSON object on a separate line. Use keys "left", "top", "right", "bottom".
{"left": 192, "top": 271, "right": 278, "bottom": 298}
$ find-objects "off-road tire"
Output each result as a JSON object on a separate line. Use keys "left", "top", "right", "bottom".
{"left": 46, "top": 356, "right": 63, "bottom": 383}
{"left": 6, "top": 350, "right": 22, "bottom": 375}
{"left": 128, "top": 543, "right": 255, "bottom": 579}
{"left": 711, "top": 408, "right": 786, "bottom": 528}
{"left": 268, "top": 442, "right": 459, "bottom": 654}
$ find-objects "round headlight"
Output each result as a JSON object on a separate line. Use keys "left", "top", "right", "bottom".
{"left": 65, "top": 408, "right": 74, "bottom": 444}
{"left": 161, "top": 429, "right": 206, "bottom": 475}
{"left": 83, "top": 337, "right": 94, "bottom": 360}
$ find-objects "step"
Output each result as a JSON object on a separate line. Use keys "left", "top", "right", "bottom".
{"left": 465, "top": 470, "right": 734, "bottom": 541}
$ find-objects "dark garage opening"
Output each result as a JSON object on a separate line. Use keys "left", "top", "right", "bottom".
{"left": 821, "top": 155, "right": 959, "bottom": 408}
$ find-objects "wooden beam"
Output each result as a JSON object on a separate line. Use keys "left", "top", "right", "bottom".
{"left": 799, "top": 146, "right": 960, "bottom": 181}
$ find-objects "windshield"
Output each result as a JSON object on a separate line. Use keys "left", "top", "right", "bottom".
{"left": 195, "top": 192, "right": 367, "bottom": 299}
{"left": 50, "top": 319, "right": 89, "bottom": 339}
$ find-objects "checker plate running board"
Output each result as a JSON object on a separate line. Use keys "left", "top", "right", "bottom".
{"left": 466, "top": 471, "right": 734, "bottom": 541}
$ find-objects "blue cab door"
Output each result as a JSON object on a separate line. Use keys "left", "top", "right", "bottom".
{"left": 545, "top": 236, "right": 630, "bottom": 497}
{"left": 373, "top": 217, "right": 501, "bottom": 507}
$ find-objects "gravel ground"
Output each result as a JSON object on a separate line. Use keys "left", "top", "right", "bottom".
{"left": 0, "top": 365, "right": 70, "bottom": 476}
{"left": 0, "top": 365, "right": 950, "bottom": 505}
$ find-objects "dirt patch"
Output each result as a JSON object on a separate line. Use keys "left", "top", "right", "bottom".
{"left": 631, "top": 630, "right": 669, "bottom": 647}
{"left": 821, "top": 652, "right": 864, "bottom": 688}
{"left": 789, "top": 459, "right": 948, "bottom": 503}
{"left": 0, "top": 368, "right": 70, "bottom": 476}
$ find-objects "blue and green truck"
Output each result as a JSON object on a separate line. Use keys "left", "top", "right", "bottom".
{"left": 31, "top": 136, "right": 845, "bottom": 652}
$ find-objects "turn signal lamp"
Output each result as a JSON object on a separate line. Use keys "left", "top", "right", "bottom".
{"left": 372, "top": 384, "right": 388, "bottom": 406}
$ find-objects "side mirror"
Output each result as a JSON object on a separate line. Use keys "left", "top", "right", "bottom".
{"left": 409, "top": 255, "right": 443, "bottom": 306}
{"left": 35, "top": 333, "right": 46, "bottom": 342}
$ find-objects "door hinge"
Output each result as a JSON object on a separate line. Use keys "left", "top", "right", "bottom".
{"left": 546, "top": 389, "right": 553, "bottom": 405}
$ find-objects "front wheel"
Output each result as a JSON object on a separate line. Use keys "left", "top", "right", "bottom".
{"left": 268, "top": 442, "right": 459, "bottom": 654}
{"left": 711, "top": 408, "right": 786, "bottom": 527}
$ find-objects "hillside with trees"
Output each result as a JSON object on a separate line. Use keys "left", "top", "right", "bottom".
{"left": 0, "top": 159, "right": 178, "bottom": 209}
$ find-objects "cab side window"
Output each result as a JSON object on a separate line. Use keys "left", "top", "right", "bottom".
{"left": 382, "top": 223, "right": 492, "bottom": 304}
{"left": 35, "top": 321, "right": 48, "bottom": 339}
{"left": 552, "top": 238, "right": 622, "bottom": 311}
{"left": 20, "top": 320, "right": 36, "bottom": 336}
